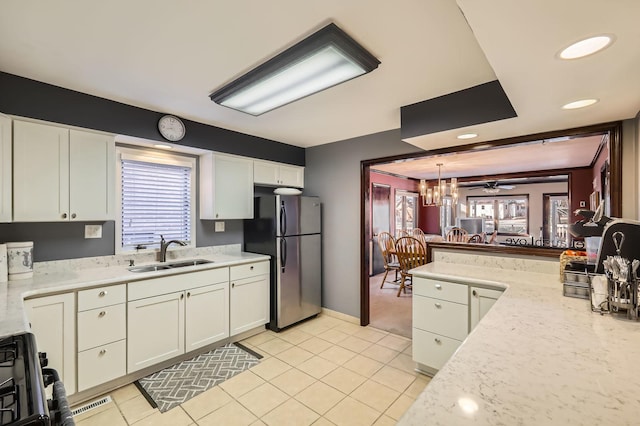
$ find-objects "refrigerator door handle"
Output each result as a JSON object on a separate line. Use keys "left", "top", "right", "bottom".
{"left": 280, "top": 204, "right": 287, "bottom": 236}
{"left": 280, "top": 238, "right": 287, "bottom": 271}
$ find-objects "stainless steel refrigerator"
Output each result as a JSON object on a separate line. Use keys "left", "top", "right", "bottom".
{"left": 244, "top": 195, "right": 322, "bottom": 331}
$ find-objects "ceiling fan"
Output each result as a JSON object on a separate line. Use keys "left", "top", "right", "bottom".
{"left": 469, "top": 181, "right": 516, "bottom": 193}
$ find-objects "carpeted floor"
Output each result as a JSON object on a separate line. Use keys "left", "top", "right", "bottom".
{"left": 136, "top": 342, "right": 262, "bottom": 412}
{"left": 369, "top": 272, "right": 412, "bottom": 338}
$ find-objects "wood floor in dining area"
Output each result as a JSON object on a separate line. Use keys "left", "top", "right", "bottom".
{"left": 369, "top": 272, "right": 412, "bottom": 339}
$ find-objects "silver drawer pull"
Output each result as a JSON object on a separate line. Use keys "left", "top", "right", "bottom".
{"left": 99, "top": 349, "right": 107, "bottom": 355}
{"left": 434, "top": 303, "right": 442, "bottom": 308}
{"left": 435, "top": 284, "right": 442, "bottom": 290}
{"left": 250, "top": 266, "right": 254, "bottom": 270}
{"left": 99, "top": 291, "right": 107, "bottom": 297}
{"left": 99, "top": 311, "right": 106, "bottom": 317}
{"left": 434, "top": 338, "right": 442, "bottom": 344}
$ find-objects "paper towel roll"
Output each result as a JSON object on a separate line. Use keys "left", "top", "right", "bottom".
{"left": 0, "top": 244, "right": 7, "bottom": 282}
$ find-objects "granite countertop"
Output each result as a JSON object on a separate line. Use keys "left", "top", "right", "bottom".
{"left": 0, "top": 252, "right": 269, "bottom": 339}
{"left": 400, "top": 262, "right": 640, "bottom": 425}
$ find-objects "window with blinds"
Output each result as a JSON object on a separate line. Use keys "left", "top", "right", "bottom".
{"left": 119, "top": 152, "right": 194, "bottom": 250}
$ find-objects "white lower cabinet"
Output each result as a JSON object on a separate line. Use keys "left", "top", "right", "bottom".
{"left": 470, "top": 286, "right": 504, "bottom": 330}
{"left": 185, "top": 283, "right": 229, "bottom": 352}
{"left": 127, "top": 268, "right": 231, "bottom": 373}
{"left": 412, "top": 276, "right": 504, "bottom": 375}
{"left": 23, "top": 293, "right": 77, "bottom": 395}
{"left": 128, "top": 291, "right": 185, "bottom": 373}
{"left": 76, "top": 284, "right": 127, "bottom": 391}
{"left": 230, "top": 262, "right": 270, "bottom": 336}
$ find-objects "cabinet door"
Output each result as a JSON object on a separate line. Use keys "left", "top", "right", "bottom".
{"left": 0, "top": 114, "right": 11, "bottom": 222}
{"left": 469, "top": 287, "right": 503, "bottom": 330}
{"left": 127, "top": 292, "right": 185, "bottom": 373}
{"left": 13, "top": 121, "right": 70, "bottom": 221}
{"left": 253, "top": 160, "right": 279, "bottom": 186}
{"left": 185, "top": 283, "right": 229, "bottom": 351}
{"left": 278, "top": 165, "right": 304, "bottom": 188}
{"left": 24, "top": 293, "right": 76, "bottom": 395}
{"left": 200, "top": 153, "right": 253, "bottom": 219}
{"left": 69, "top": 130, "right": 115, "bottom": 221}
{"left": 230, "top": 274, "right": 269, "bottom": 336}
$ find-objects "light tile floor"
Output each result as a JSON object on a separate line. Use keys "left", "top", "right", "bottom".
{"left": 72, "top": 314, "right": 430, "bottom": 426}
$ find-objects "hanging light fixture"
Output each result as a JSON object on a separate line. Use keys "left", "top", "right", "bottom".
{"left": 419, "top": 163, "right": 458, "bottom": 207}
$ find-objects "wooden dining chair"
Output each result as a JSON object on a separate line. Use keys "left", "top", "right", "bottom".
{"left": 446, "top": 227, "right": 468, "bottom": 242}
{"left": 467, "top": 233, "right": 483, "bottom": 243}
{"left": 411, "top": 228, "right": 427, "bottom": 247}
{"left": 488, "top": 230, "right": 498, "bottom": 244}
{"left": 396, "top": 229, "right": 410, "bottom": 238}
{"left": 377, "top": 232, "right": 400, "bottom": 288}
{"left": 394, "top": 236, "right": 427, "bottom": 297}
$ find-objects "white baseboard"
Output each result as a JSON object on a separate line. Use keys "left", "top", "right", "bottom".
{"left": 320, "top": 308, "right": 360, "bottom": 324}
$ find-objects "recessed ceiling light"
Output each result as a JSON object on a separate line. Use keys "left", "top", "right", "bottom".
{"left": 562, "top": 99, "right": 598, "bottom": 110}
{"left": 558, "top": 35, "right": 613, "bottom": 60}
{"left": 457, "top": 133, "right": 478, "bottom": 140}
{"left": 154, "top": 144, "right": 173, "bottom": 150}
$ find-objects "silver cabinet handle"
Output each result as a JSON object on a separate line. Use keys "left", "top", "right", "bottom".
{"left": 71, "top": 213, "right": 77, "bottom": 219}
{"left": 99, "top": 349, "right": 106, "bottom": 355}
{"left": 250, "top": 266, "right": 254, "bottom": 270}
{"left": 99, "top": 311, "right": 106, "bottom": 317}
{"left": 472, "top": 290, "right": 478, "bottom": 297}
{"left": 434, "top": 338, "right": 442, "bottom": 344}
{"left": 99, "top": 291, "right": 107, "bottom": 297}
{"left": 232, "top": 283, "right": 235, "bottom": 288}
{"left": 434, "top": 303, "right": 442, "bottom": 308}
{"left": 435, "top": 284, "right": 442, "bottom": 290}
{"left": 180, "top": 293, "right": 184, "bottom": 299}
{"left": 62, "top": 213, "right": 68, "bottom": 219}
{"left": 187, "top": 292, "right": 191, "bottom": 298}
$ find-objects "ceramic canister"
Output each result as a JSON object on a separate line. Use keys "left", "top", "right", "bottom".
{"left": 7, "top": 241, "right": 34, "bottom": 280}
{"left": 0, "top": 244, "right": 7, "bottom": 282}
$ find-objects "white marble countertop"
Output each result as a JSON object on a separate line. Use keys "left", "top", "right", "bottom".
{"left": 400, "top": 262, "right": 640, "bottom": 425}
{"left": 0, "top": 252, "right": 269, "bottom": 339}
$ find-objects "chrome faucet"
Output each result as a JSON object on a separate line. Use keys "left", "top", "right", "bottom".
{"left": 159, "top": 235, "right": 187, "bottom": 262}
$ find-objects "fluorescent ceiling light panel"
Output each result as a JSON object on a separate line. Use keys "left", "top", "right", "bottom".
{"left": 457, "top": 133, "right": 478, "bottom": 139}
{"left": 559, "top": 35, "right": 613, "bottom": 59}
{"left": 210, "top": 23, "right": 380, "bottom": 116}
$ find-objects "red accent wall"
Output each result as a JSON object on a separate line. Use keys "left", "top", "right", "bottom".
{"left": 370, "top": 172, "right": 419, "bottom": 236}
{"left": 570, "top": 168, "right": 594, "bottom": 221}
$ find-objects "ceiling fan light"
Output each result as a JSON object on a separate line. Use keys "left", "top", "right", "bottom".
{"left": 559, "top": 35, "right": 613, "bottom": 60}
{"left": 562, "top": 99, "right": 598, "bottom": 110}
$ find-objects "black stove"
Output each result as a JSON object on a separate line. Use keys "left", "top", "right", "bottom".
{"left": 0, "top": 333, "right": 73, "bottom": 426}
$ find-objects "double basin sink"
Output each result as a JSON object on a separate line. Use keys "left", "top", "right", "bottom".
{"left": 128, "top": 259, "right": 213, "bottom": 273}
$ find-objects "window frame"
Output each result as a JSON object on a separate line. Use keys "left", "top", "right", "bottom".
{"left": 467, "top": 194, "right": 530, "bottom": 236}
{"left": 115, "top": 146, "right": 197, "bottom": 255}
{"left": 395, "top": 190, "right": 418, "bottom": 234}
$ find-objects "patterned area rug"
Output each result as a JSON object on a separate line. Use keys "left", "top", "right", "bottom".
{"left": 135, "top": 342, "right": 262, "bottom": 412}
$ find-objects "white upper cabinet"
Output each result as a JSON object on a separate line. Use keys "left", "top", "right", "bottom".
{"left": 0, "top": 114, "right": 11, "bottom": 222}
{"left": 254, "top": 160, "right": 304, "bottom": 188}
{"left": 200, "top": 152, "right": 254, "bottom": 219}
{"left": 13, "top": 120, "right": 114, "bottom": 222}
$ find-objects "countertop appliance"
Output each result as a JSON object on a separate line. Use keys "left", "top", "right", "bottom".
{"left": 0, "top": 333, "right": 73, "bottom": 425}
{"left": 244, "top": 195, "right": 322, "bottom": 331}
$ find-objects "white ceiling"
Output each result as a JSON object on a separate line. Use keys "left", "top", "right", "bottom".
{"left": 371, "top": 134, "right": 604, "bottom": 180}
{"left": 0, "top": 1, "right": 638, "bottom": 149}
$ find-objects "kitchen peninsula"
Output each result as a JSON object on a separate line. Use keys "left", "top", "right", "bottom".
{"left": 400, "top": 261, "right": 640, "bottom": 425}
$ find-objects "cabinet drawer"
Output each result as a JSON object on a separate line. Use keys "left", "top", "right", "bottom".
{"left": 77, "top": 304, "right": 126, "bottom": 351}
{"left": 78, "top": 284, "right": 126, "bottom": 311}
{"left": 413, "top": 328, "right": 462, "bottom": 371}
{"left": 413, "top": 295, "right": 468, "bottom": 340}
{"left": 77, "top": 339, "right": 126, "bottom": 392}
{"left": 128, "top": 268, "right": 228, "bottom": 301}
{"left": 413, "top": 277, "right": 468, "bottom": 304}
{"left": 230, "top": 261, "right": 269, "bottom": 281}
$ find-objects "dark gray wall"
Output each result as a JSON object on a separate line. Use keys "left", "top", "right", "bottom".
{"left": 0, "top": 72, "right": 305, "bottom": 261}
{"left": 304, "top": 129, "right": 422, "bottom": 318}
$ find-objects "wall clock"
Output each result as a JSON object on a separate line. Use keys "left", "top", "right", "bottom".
{"left": 158, "top": 115, "right": 186, "bottom": 142}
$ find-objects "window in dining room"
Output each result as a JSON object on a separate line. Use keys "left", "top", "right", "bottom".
{"left": 395, "top": 191, "right": 418, "bottom": 233}
{"left": 467, "top": 195, "right": 529, "bottom": 235}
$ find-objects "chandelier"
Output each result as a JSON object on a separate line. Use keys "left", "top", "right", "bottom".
{"left": 419, "top": 163, "right": 458, "bottom": 207}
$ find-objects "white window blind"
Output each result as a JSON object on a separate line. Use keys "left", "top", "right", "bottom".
{"left": 121, "top": 158, "right": 192, "bottom": 249}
